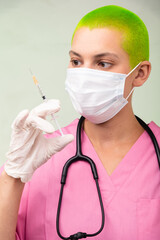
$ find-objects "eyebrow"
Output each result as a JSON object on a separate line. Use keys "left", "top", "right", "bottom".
{"left": 69, "top": 50, "right": 119, "bottom": 59}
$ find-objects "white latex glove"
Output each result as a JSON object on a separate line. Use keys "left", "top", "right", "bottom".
{"left": 4, "top": 99, "right": 74, "bottom": 183}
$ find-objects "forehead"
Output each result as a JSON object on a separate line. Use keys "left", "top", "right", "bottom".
{"left": 71, "top": 27, "right": 129, "bottom": 59}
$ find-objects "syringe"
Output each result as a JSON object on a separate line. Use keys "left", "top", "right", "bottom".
{"left": 29, "top": 68, "right": 63, "bottom": 136}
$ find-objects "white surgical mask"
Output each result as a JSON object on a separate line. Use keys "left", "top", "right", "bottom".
{"left": 65, "top": 63, "right": 140, "bottom": 124}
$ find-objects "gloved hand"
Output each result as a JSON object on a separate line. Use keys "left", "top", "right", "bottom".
{"left": 4, "top": 99, "right": 74, "bottom": 183}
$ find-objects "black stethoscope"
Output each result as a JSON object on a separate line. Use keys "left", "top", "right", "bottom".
{"left": 56, "top": 116, "right": 160, "bottom": 240}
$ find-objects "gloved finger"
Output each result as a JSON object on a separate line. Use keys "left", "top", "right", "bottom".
{"left": 30, "top": 99, "right": 60, "bottom": 118}
{"left": 25, "top": 115, "right": 55, "bottom": 133}
{"left": 11, "top": 109, "right": 29, "bottom": 130}
{"left": 46, "top": 134, "right": 74, "bottom": 157}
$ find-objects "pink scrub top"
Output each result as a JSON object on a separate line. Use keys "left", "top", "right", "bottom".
{"left": 1, "top": 119, "right": 160, "bottom": 240}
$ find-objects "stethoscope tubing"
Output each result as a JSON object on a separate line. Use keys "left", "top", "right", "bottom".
{"left": 136, "top": 116, "right": 160, "bottom": 168}
{"left": 56, "top": 116, "right": 160, "bottom": 240}
{"left": 56, "top": 116, "right": 105, "bottom": 239}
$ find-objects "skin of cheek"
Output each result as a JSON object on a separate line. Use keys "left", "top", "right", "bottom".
{"left": 123, "top": 74, "right": 135, "bottom": 99}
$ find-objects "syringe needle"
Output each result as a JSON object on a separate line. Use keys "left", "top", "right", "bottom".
{"left": 29, "top": 68, "right": 63, "bottom": 136}
{"left": 29, "top": 67, "right": 33, "bottom": 76}
{"left": 51, "top": 114, "right": 64, "bottom": 136}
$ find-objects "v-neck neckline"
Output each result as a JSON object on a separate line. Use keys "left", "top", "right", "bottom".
{"left": 81, "top": 125, "right": 149, "bottom": 192}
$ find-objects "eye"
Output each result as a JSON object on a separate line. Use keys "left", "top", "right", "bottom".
{"left": 70, "top": 59, "right": 81, "bottom": 67}
{"left": 98, "top": 61, "right": 112, "bottom": 69}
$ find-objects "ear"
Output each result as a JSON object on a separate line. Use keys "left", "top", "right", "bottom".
{"left": 132, "top": 61, "right": 151, "bottom": 87}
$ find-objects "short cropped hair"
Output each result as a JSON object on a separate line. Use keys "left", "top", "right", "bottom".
{"left": 72, "top": 5, "right": 149, "bottom": 68}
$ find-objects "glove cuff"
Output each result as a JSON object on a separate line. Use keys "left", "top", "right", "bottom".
{"left": 4, "top": 163, "right": 33, "bottom": 183}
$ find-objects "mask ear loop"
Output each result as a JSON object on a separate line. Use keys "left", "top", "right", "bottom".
{"left": 126, "top": 62, "right": 142, "bottom": 100}
{"left": 126, "top": 62, "right": 141, "bottom": 78}
{"left": 126, "top": 87, "right": 135, "bottom": 100}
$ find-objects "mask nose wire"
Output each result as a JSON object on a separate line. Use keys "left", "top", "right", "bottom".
{"left": 125, "top": 62, "right": 141, "bottom": 100}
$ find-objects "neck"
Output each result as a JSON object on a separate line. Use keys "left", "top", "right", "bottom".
{"left": 83, "top": 105, "right": 144, "bottom": 147}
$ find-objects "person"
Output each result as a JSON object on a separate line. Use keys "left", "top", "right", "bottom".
{"left": 0, "top": 5, "right": 160, "bottom": 240}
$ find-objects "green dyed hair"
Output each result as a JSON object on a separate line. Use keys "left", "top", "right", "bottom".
{"left": 72, "top": 5, "right": 149, "bottom": 68}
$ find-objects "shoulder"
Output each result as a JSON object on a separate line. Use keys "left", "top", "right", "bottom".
{"left": 62, "top": 118, "right": 79, "bottom": 135}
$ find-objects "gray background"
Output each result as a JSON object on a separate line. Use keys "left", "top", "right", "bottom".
{"left": 0, "top": 0, "right": 160, "bottom": 166}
